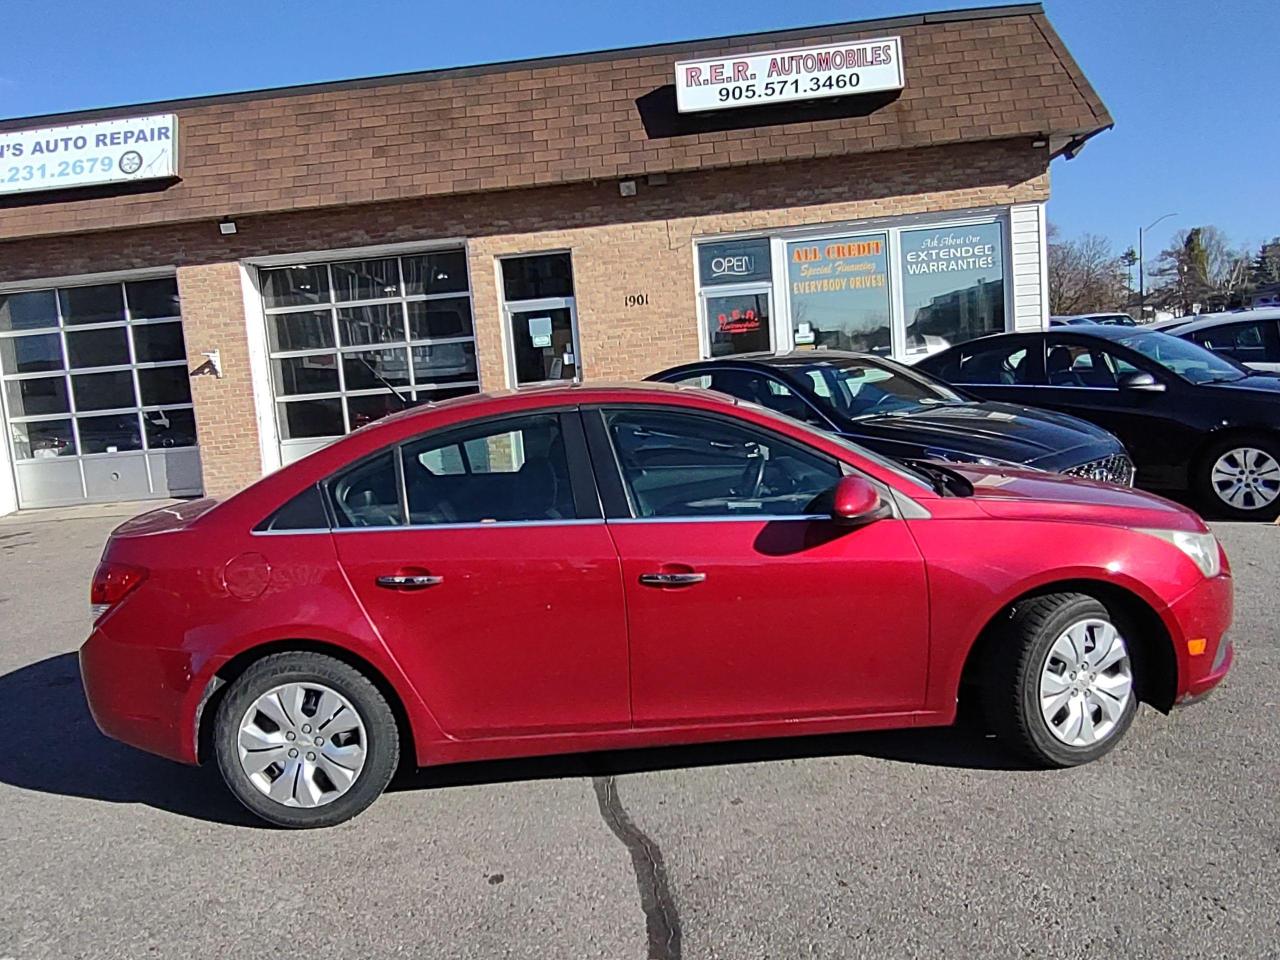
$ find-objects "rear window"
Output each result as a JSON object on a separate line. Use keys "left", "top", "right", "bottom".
{"left": 256, "top": 484, "right": 329, "bottom": 531}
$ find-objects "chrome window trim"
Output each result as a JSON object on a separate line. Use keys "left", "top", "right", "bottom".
{"left": 952, "top": 382, "right": 1121, "bottom": 392}
{"left": 252, "top": 517, "right": 608, "bottom": 536}
{"left": 607, "top": 514, "right": 834, "bottom": 525}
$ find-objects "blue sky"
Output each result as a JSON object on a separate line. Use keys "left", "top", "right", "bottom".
{"left": 2, "top": 0, "right": 1275, "bottom": 259}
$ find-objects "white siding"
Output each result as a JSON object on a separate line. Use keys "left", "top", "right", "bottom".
{"left": 1009, "top": 202, "right": 1049, "bottom": 332}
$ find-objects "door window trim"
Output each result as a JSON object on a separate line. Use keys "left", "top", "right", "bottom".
{"left": 310, "top": 407, "right": 601, "bottom": 532}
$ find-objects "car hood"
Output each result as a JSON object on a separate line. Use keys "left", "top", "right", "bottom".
{"left": 943, "top": 463, "right": 1205, "bottom": 532}
{"left": 1206, "top": 373, "right": 1280, "bottom": 394}
{"left": 845, "top": 401, "right": 1122, "bottom": 468}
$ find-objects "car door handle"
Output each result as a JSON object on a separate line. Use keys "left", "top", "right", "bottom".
{"left": 376, "top": 574, "right": 444, "bottom": 590}
{"left": 638, "top": 572, "right": 707, "bottom": 587}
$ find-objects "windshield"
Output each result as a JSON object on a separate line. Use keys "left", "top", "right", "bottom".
{"left": 1115, "top": 332, "right": 1248, "bottom": 383}
{"left": 800, "top": 358, "right": 966, "bottom": 419}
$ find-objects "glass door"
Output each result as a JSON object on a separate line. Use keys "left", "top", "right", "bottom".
{"left": 505, "top": 300, "right": 580, "bottom": 385}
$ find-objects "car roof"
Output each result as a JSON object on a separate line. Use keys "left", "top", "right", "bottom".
{"left": 1162, "top": 309, "right": 1280, "bottom": 335}
{"left": 657, "top": 350, "right": 888, "bottom": 373}
{"left": 927, "top": 326, "right": 1161, "bottom": 354}
{"left": 1051, "top": 313, "right": 1130, "bottom": 321}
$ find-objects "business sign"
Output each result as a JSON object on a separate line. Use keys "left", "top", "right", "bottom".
{"left": 697, "top": 238, "right": 772, "bottom": 286}
{"left": 675, "top": 37, "right": 903, "bottom": 113}
{"left": 0, "top": 114, "right": 177, "bottom": 196}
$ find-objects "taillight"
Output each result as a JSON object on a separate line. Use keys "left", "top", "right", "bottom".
{"left": 90, "top": 561, "right": 147, "bottom": 622}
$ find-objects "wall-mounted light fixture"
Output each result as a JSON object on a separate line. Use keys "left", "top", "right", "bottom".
{"left": 218, "top": 218, "right": 238, "bottom": 235}
{"left": 618, "top": 180, "right": 637, "bottom": 197}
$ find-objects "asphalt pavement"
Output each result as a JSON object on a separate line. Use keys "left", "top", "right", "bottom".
{"left": 0, "top": 505, "right": 1276, "bottom": 959}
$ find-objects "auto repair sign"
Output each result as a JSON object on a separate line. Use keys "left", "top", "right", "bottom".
{"left": 0, "top": 114, "right": 177, "bottom": 196}
{"left": 675, "top": 37, "right": 904, "bottom": 113}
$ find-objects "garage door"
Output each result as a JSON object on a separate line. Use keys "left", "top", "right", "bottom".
{"left": 258, "top": 249, "right": 481, "bottom": 466}
{"left": 0, "top": 276, "right": 203, "bottom": 509}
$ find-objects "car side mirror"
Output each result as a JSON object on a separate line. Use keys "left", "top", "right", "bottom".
{"left": 830, "top": 476, "right": 893, "bottom": 527}
{"left": 1117, "top": 371, "right": 1166, "bottom": 393}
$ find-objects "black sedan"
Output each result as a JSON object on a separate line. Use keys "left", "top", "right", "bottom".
{"left": 647, "top": 352, "right": 1133, "bottom": 484}
{"left": 917, "top": 326, "right": 1280, "bottom": 519}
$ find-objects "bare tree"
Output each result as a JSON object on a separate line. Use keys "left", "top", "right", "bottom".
{"left": 1149, "top": 226, "right": 1252, "bottom": 313}
{"left": 1047, "top": 224, "right": 1129, "bottom": 315}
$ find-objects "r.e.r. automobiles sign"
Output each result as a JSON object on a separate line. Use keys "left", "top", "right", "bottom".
{"left": 674, "top": 37, "right": 904, "bottom": 113}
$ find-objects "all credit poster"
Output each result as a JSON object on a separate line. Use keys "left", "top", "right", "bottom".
{"left": 786, "top": 234, "right": 892, "bottom": 353}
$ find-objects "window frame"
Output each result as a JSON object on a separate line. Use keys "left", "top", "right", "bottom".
{"left": 581, "top": 403, "right": 850, "bottom": 523}
{"left": 318, "top": 408, "right": 601, "bottom": 532}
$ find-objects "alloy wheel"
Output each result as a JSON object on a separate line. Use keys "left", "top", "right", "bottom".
{"left": 1210, "top": 447, "right": 1280, "bottom": 512}
{"left": 1038, "top": 618, "right": 1133, "bottom": 747}
{"left": 237, "top": 682, "right": 368, "bottom": 808}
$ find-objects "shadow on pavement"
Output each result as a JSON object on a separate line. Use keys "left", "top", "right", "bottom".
{"left": 1, "top": 653, "right": 1030, "bottom": 826}
{"left": 395, "top": 722, "right": 1034, "bottom": 795}
{"left": 0, "top": 652, "right": 260, "bottom": 827}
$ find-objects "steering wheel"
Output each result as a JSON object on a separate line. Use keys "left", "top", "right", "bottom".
{"left": 735, "top": 452, "right": 767, "bottom": 499}
{"left": 867, "top": 391, "right": 898, "bottom": 411}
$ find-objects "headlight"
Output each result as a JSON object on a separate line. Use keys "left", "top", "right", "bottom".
{"left": 1137, "top": 528, "right": 1222, "bottom": 578}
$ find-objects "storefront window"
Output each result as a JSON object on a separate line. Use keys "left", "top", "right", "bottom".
{"left": 786, "top": 233, "right": 891, "bottom": 355}
{"left": 900, "top": 222, "right": 1005, "bottom": 356}
{"left": 698, "top": 238, "right": 774, "bottom": 357}
{"left": 259, "top": 249, "right": 480, "bottom": 449}
{"left": 704, "top": 292, "right": 771, "bottom": 357}
{"left": 696, "top": 216, "right": 1012, "bottom": 361}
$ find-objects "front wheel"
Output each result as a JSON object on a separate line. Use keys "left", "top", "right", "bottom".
{"left": 213, "top": 652, "right": 400, "bottom": 828}
{"left": 1195, "top": 435, "right": 1280, "bottom": 521}
{"left": 984, "top": 594, "right": 1138, "bottom": 767}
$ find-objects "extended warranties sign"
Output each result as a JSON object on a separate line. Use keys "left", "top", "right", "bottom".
{"left": 0, "top": 114, "right": 177, "bottom": 196}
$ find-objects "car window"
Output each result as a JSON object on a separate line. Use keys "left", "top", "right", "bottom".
{"left": 671, "top": 369, "right": 827, "bottom": 428}
{"left": 1114, "top": 331, "right": 1248, "bottom": 383}
{"left": 401, "top": 413, "right": 577, "bottom": 524}
{"left": 330, "top": 450, "right": 405, "bottom": 527}
{"left": 603, "top": 408, "right": 841, "bottom": 519}
{"left": 948, "top": 342, "right": 1032, "bottom": 385}
{"left": 1044, "top": 339, "right": 1146, "bottom": 388}
{"left": 800, "top": 359, "right": 963, "bottom": 418}
{"left": 1192, "top": 321, "right": 1270, "bottom": 361}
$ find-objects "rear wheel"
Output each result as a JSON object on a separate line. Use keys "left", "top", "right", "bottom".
{"left": 984, "top": 594, "right": 1137, "bottom": 767}
{"left": 1196, "top": 435, "right": 1280, "bottom": 521}
{"left": 213, "top": 652, "right": 399, "bottom": 828}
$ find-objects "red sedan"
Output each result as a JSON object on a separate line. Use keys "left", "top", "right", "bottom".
{"left": 80, "top": 384, "right": 1233, "bottom": 828}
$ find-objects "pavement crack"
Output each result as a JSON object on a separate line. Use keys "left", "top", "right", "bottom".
{"left": 592, "top": 775, "right": 682, "bottom": 960}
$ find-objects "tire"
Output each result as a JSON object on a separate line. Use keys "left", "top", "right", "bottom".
{"left": 984, "top": 593, "right": 1138, "bottom": 768}
{"left": 1194, "top": 434, "right": 1280, "bottom": 521}
{"left": 213, "top": 651, "right": 400, "bottom": 828}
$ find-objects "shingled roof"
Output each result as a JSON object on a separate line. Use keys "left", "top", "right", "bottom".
{"left": 0, "top": 3, "right": 1110, "bottom": 242}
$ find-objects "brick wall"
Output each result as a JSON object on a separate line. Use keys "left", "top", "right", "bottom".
{"left": 2, "top": 139, "right": 1049, "bottom": 496}
{"left": 0, "top": 8, "right": 1105, "bottom": 243}
{"left": 469, "top": 140, "right": 1049, "bottom": 386}
{"left": 174, "top": 263, "right": 262, "bottom": 497}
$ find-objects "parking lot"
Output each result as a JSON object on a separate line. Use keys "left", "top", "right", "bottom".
{"left": 0, "top": 505, "right": 1276, "bottom": 960}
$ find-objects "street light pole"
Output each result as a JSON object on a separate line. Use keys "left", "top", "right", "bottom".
{"left": 1138, "top": 212, "right": 1177, "bottom": 321}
